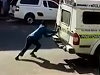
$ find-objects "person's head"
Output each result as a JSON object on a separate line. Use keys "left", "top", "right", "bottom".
{"left": 41, "top": 20, "right": 46, "bottom": 26}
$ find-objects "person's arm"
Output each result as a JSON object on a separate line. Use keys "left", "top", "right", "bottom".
{"left": 44, "top": 28, "right": 57, "bottom": 37}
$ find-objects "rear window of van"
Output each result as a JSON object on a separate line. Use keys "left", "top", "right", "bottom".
{"left": 83, "top": 11, "right": 100, "bottom": 24}
{"left": 20, "top": 0, "right": 39, "bottom": 5}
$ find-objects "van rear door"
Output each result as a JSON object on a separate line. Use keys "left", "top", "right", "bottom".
{"left": 58, "top": 6, "right": 72, "bottom": 43}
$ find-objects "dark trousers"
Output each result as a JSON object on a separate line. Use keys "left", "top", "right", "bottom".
{"left": 20, "top": 36, "right": 41, "bottom": 56}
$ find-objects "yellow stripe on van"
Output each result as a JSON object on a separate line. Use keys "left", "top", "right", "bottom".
{"left": 80, "top": 34, "right": 100, "bottom": 39}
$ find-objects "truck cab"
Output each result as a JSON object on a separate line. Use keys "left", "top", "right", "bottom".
{"left": 54, "top": 0, "right": 100, "bottom": 59}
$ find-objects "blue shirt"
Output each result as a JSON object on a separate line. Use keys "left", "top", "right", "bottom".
{"left": 28, "top": 24, "right": 56, "bottom": 40}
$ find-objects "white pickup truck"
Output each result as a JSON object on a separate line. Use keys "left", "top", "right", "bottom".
{"left": 11, "top": 0, "right": 58, "bottom": 24}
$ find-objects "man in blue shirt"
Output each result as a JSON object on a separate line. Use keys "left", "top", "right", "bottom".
{"left": 15, "top": 21, "right": 57, "bottom": 60}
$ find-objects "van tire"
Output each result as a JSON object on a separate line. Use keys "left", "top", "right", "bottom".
{"left": 94, "top": 45, "right": 100, "bottom": 65}
{"left": 24, "top": 14, "right": 35, "bottom": 24}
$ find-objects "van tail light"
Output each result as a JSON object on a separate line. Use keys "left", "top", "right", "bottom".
{"left": 73, "top": 33, "right": 80, "bottom": 45}
{"left": 15, "top": 6, "right": 19, "bottom": 11}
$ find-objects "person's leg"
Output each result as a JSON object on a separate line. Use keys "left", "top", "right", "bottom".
{"left": 15, "top": 37, "right": 32, "bottom": 60}
{"left": 19, "top": 40, "right": 32, "bottom": 56}
{"left": 30, "top": 40, "right": 41, "bottom": 57}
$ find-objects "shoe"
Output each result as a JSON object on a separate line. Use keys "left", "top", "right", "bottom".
{"left": 15, "top": 56, "right": 19, "bottom": 60}
{"left": 30, "top": 53, "right": 37, "bottom": 57}
{"left": 15, "top": 52, "right": 23, "bottom": 60}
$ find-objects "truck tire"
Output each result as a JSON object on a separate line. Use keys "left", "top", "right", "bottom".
{"left": 24, "top": 14, "right": 35, "bottom": 24}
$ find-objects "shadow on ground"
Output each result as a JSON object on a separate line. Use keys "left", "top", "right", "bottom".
{"left": 64, "top": 58, "right": 99, "bottom": 75}
{"left": 18, "top": 57, "right": 99, "bottom": 75}
{"left": 19, "top": 57, "right": 74, "bottom": 73}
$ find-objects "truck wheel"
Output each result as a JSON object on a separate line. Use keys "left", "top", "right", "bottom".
{"left": 24, "top": 14, "right": 35, "bottom": 24}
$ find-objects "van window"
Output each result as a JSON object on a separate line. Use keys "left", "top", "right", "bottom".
{"left": 83, "top": 12, "right": 100, "bottom": 24}
{"left": 20, "top": 0, "right": 39, "bottom": 5}
{"left": 48, "top": 1, "right": 58, "bottom": 8}
{"left": 61, "top": 10, "right": 71, "bottom": 25}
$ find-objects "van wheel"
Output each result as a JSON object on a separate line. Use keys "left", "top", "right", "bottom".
{"left": 24, "top": 14, "right": 35, "bottom": 24}
{"left": 98, "top": 54, "right": 100, "bottom": 74}
{"left": 94, "top": 45, "right": 100, "bottom": 65}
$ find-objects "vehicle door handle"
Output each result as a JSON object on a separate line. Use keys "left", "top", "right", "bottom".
{"left": 49, "top": 9, "right": 52, "bottom": 10}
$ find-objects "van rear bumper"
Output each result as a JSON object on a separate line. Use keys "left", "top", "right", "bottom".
{"left": 53, "top": 35, "right": 75, "bottom": 54}
{"left": 66, "top": 45, "right": 75, "bottom": 54}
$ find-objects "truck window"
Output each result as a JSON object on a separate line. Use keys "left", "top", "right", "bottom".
{"left": 43, "top": 1, "right": 47, "bottom": 7}
{"left": 61, "top": 10, "right": 71, "bottom": 25}
{"left": 20, "top": 0, "right": 39, "bottom": 5}
{"left": 83, "top": 12, "right": 100, "bottom": 24}
{"left": 10, "top": 0, "right": 18, "bottom": 5}
{"left": 48, "top": 1, "right": 58, "bottom": 8}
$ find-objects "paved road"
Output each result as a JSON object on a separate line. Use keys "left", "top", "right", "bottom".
{"left": 0, "top": 20, "right": 98, "bottom": 75}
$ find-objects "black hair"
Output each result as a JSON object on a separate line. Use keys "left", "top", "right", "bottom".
{"left": 41, "top": 20, "right": 46, "bottom": 26}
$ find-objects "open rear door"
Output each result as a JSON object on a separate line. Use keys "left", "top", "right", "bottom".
{"left": 58, "top": 7, "right": 72, "bottom": 43}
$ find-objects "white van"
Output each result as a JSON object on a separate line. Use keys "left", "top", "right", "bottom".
{"left": 13, "top": 0, "right": 58, "bottom": 24}
{"left": 53, "top": 0, "right": 100, "bottom": 59}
